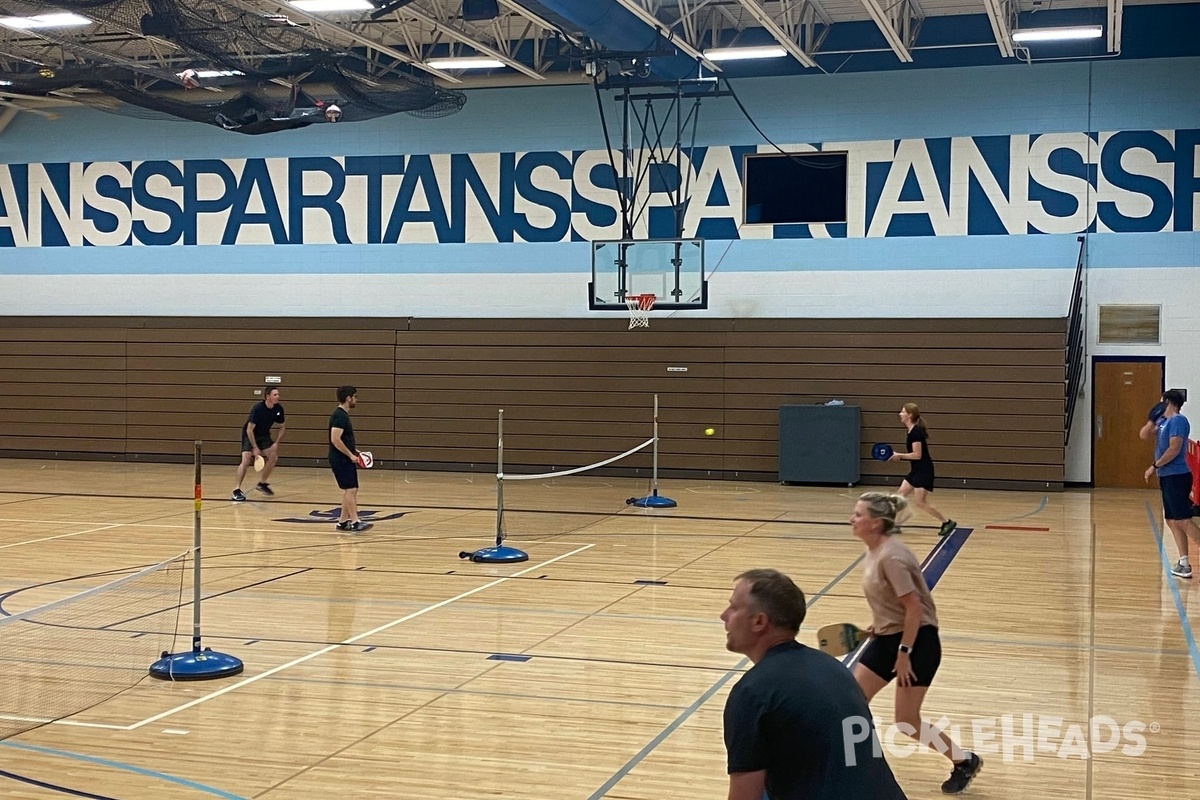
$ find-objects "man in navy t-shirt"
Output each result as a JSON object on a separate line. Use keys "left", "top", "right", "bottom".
{"left": 721, "top": 569, "right": 908, "bottom": 800}
{"left": 231, "top": 387, "right": 286, "bottom": 501}
{"left": 1141, "top": 389, "right": 1200, "bottom": 579}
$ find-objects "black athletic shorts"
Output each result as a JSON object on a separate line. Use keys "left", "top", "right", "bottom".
{"left": 241, "top": 436, "right": 273, "bottom": 453}
{"left": 858, "top": 625, "right": 942, "bottom": 687}
{"left": 1160, "top": 472, "right": 1195, "bottom": 520}
{"left": 329, "top": 456, "right": 358, "bottom": 490}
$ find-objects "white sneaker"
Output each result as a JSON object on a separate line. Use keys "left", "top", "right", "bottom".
{"left": 1170, "top": 561, "right": 1193, "bottom": 579}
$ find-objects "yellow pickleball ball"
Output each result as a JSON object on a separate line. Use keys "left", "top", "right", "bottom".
{"left": 704, "top": 428, "right": 715, "bottom": 436}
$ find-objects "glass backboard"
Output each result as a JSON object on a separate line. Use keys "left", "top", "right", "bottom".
{"left": 589, "top": 238, "right": 708, "bottom": 311}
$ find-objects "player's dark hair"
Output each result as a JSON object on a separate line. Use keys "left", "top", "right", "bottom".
{"left": 1164, "top": 389, "right": 1186, "bottom": 411}
{"left": 336, "top": 385, "right": 357, "bottom": 404}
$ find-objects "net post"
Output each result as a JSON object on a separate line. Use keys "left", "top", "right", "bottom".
{"left": 629, "top": 394, "right": 677, "bottom": 508}
{"left": 458, "top": 410, "right": 528, "bottom": 563}
{"left": 148, "top": 441, "right": 245, "bottom": 680}
{"left": 496, "top": 409, "right": 504, "bottom": 547}
{"left": 191, "top": 440, "right": 202, "bottom": 650}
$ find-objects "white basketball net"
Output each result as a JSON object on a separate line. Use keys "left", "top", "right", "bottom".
{"left": 626, "top": 294, "right": 655, "bottom": 329}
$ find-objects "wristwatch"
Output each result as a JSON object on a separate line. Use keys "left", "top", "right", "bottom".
{"left": 898, "top": 643, "right": 913, "bottom": 655}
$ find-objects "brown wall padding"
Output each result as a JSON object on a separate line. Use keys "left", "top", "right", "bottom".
{"left": 0, "top": 316, "right": 1066, "bottom": 489}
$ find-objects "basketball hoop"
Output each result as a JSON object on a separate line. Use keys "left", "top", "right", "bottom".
{"left": 626, "top": 293, "right": 656, "bottom": 329}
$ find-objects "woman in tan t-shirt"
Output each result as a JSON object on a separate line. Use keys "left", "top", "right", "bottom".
{"left": 850, "top": 491, "right": 982, "bottom": 795}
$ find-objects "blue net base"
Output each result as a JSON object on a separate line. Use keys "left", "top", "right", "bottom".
{"left": 628, "top": 493, "right": 677, "bottom": 508}
{"left": 149, "top": 648, "right": 245, "bottom": 681}
{"left": 459, "top": 546, "right": 529, "bottom": 563}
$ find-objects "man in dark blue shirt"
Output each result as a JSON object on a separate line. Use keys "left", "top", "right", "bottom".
{"left": 328, "top": 385, "right": 368, "bottom": 532}
{"left": 721, "top": 568, "right": 907, "bottom": 800}
{"left": 231, "top": 387, "right": 286, "bottom": 501}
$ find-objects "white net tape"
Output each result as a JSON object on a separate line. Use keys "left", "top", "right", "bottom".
{"left": 501, "top": 437, "right": 656, "bottom": 481}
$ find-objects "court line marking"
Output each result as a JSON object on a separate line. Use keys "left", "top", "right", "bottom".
{"left": 977, "top": 495, "right": 1048, "bottom": 529}
{"left": 0, "top": 742, "right": 247, "bottom": 799}
{"left": 1144, "top": 501, "right": 1200, "bottom": 682}
{"left": 123, "top": 543, "right": 596, "bottom": 731}
{"left": 984, "top": 524, "right": 1050, "bottom": 531}
{"left": 267, "top": 676, "right": 692, "bottom": 711}
{"left": 0, "top": 764, "right": 120, "bottom": 799}
{"left": 0, "top": 714, "right": 131, "bottom": 731}
{"left": 0, "top": 524, "right": 123, "bottom": 551}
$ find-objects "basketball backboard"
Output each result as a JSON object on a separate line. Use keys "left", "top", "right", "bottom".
{"left": 589, "top": 238, "right": 708, "bottom": 311}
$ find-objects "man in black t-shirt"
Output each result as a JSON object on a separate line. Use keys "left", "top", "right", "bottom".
{"left": 721, "top": 569, "right": 907, "bottom": 800}
{"left": 231, "top": 387, "right": 286, "bottom": 501}
{"left": 328, "top": 385, "right": 367, "bottom": 532}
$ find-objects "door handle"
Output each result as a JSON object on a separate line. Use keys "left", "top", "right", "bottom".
{"left": 1096, "top": 414, "right": 1103, "bottom": 439}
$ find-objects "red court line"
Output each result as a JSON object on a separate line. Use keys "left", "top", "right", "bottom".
{"left": 985, "top": 524, "right": 1050, "bottom": 531}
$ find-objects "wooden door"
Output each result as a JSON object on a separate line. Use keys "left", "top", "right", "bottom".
{"left": 1093, "top": 360, "right": 1162, "bottom": 487}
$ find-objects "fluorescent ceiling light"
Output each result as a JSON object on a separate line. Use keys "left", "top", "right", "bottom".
{"left": 1012, "top": 25, "right": 1103, "bottom": 43}
{"left": 288, "top": 0, "right": 374, "bottom": 12}
{"left": 426, "top": 58, "right": 505, "bottom": 69}
{"left": 195, "top": 69, "right": 245, "bottom": 78}
{"left": 0, "top": 80, "right": 11, "bottom": 86}
{"left": 704, "top": 46, "right": 788, "bottom": 62}
{"left": 0, "top": 12, "right": 93, "bottom": 30}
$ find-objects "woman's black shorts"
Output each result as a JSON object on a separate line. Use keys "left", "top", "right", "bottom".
{"left": 857, "top": 625, "right": 942, "bottom": 687}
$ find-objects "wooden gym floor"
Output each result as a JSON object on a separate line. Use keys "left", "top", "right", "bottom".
{"left": 0, "top": 458, "right": 1197, "bottom": 798}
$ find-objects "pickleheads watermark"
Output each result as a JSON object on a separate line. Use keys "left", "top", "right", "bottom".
{"left": 843, "top": 714, "right": 1157, "bottom": 765}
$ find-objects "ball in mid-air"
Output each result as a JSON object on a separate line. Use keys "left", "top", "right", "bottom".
{"left": 704, "top": 428, "right": 715, "bottom": 436}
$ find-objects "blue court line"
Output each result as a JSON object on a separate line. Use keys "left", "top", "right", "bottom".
{"left": 1143, "top": 502, "right": 1200, "bottom": 682}
{"left": 921, "top": 526, "right": 974, "bottom": 589}
{"left": 0, "top": 742, "right": 248, "bottom": 800}
{"left": 585, "top": 553, "right": 866, "bottom": 800}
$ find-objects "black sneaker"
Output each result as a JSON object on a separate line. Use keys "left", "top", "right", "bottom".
{"left": 942, "top": 752, "right": 982, "bottom": 794}
{"left": 335, "top": 520, "right": 352, "bottom": 531}
{"left": 256, "top": 482, "right": 274, "bottom": 497}
{"left": 938, "top": 519, "right": 957, "bottom": 537}
{"left": 231, "top": 489, "right": 246, "bottom": 501}
{"left": 348, "top": 521, "right": 373, "bottom": 533}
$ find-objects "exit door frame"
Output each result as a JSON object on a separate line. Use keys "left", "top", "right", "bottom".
{"left": 1089, "top": 355, "right": 1165, "bottom": 485}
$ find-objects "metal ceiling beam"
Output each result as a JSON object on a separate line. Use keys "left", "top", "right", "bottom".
{"left": 0, "top": 105, "right": 19, "bottom": 135}
{"left": 982, "top": 0, "right": 1016, "bottom": 58}
{"left": 732, "top": 0, "right": 830, "bottom": 69}
{"left": 611, "top": 0, "right": 722, "bottom": 72}
{"left": 224, "top": 0, "right": 461, "bottom": 83}
{"left": 375, "top": 2, "right": 546, "bottom": 80}
{"left": 0, "top": 96, "right": 58, "bottom": 119}
{"left": 0, "top": 25, "right": 183, "bottom": 84}
{"left": 1107, "top": 0, "right": 1123, "bottom": 53}
{"left": 859, "top": 0, "right": 923, "bottom": 63}
{"left": 498, "top": 0, "right": 581, "bottom": 46}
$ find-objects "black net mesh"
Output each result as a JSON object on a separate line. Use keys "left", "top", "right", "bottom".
{"left": 0, "top": 0, "right": 466, "bottom": 133}
{"left": 0, "top": 553, "right": 186, "bottom": 742}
